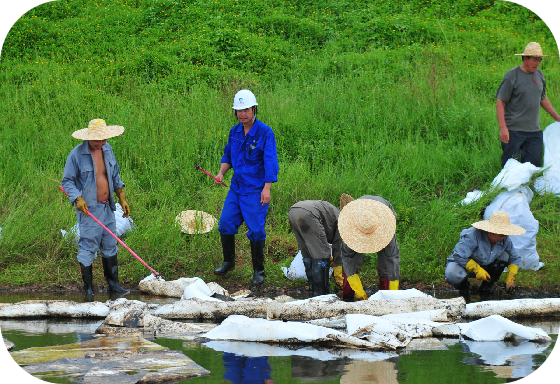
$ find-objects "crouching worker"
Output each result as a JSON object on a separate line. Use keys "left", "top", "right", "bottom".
{"left": 445, "top": 211, "right": 525, "bottom": 295}
{"left": 288, "top": 201, "right": 343, "bottom": 296}
{"left": 338, "top": 194, "right": 400, "bottom": 301}
{"left": 62, "top": 119, "right": 130, "bottom": 297}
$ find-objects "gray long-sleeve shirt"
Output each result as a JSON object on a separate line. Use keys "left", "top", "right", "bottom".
{"left": 447, "top": 227, "right": 521, "bottom": 268}
{"left": 61, "top": 141, "right": 125, "bottom": 212}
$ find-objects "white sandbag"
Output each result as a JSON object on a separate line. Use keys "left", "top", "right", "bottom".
{"left": 280, "top": 250, "right": 307, "bottom": 280}
{"left": 464, "top": 298, "right": 560, "bottom": 319}
{"left": 460, "top": 190, "right": 485, "bottom": 205}
{"left": 202, "top": 314, "right": 395, "bottom": 350}
{"left": 281, "top": 247, "right": 333, "bottom": 280}
{"left": 181, "top": 277, "right": 222, "bottom": 302}
{"left": 535, "top": 122, "right": 560, "bottom": 196}
{"left": 457, "top": 314, "right": 551, "bottom": 342}
{"left": 484, "top": 188, "right": 542, "bottom": 270}
{"left": 368, "top": 288, "right": 432, "bottom": 301}
{"left": 490, "top": 158, "right": 541, "bottom": 191}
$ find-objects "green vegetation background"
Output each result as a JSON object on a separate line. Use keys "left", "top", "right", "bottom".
{"left": 1, "top": 0, "right": 559, "bottom": 292}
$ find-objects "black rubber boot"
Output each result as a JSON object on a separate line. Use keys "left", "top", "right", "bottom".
{"left": 453, "top": 278, "right": 471, "bottom": 295}
{"left": 311, "top": 258, "right": 330, "bottom": 296}
{"left": 102, "top": 255, "right": 130, "bottom": 294}
{"left": 303, "top": 257, "right": 313, "bottom": 291}
{"left": 478, "top": 261, "right": 508, "bottom": 296}
{"left": 80, "top": 263, "right": 94, "bottom": 296}
{"left": 250, "top": 240, "right": 266, "bottom": 286}
{"left": 215, "top": 234, "right": 236, "bottom": 275}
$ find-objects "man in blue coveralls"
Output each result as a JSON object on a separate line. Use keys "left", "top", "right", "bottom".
{"left": 213, "top": 90, "right": 279, "bottom": 285}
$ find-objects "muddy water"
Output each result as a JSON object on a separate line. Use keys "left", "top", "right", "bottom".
{"left": 1, "top": 292, "right": 558, "bottom": 383}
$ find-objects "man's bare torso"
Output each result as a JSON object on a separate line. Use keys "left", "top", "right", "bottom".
{"left": 89, "top": 141, "right": 110, "bottom": 202}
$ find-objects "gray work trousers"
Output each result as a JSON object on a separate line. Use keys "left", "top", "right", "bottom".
{"left": 288, "top": 207, "right": 342, "bottom": 267}
{"left": 77, "top": 201, "right": 118, "bottom": 266}
{"left": 341, "top": 236, "right": 400, "bottom": 279}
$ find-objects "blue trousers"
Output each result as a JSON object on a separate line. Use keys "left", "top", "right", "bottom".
{"left": 218, "top": 189, "right": 269, "bottom": 242}
{"left": 501, "top": 130, "right": 543, "bottom": 168}
{"left": 77, "top": 202, "right": 118, "bottom": 266}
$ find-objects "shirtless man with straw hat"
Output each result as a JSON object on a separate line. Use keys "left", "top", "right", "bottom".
{"left": 445, "top": 211, "right": 525, "bottom": 296}
{"left": 62, "top": 118, "right": 130, "bottom": 297}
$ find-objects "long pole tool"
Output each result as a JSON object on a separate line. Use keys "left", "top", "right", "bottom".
{"left": 59, "top": 186, "right": 162, "bottom": 280}
{"left": 194, "top": 162, "right": 228, "bottom": 187}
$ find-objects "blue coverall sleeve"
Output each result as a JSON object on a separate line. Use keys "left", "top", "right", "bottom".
{"left": 61, "top": 151, "right": 81, "bottom": 206}
{"left": 262, "top": 130, "right": 279, "bottom": 183}
{"left": 450, "top": 229, "right": 478, "bottom": 268}
{"left": 220, "top": 131, "right": 232, "bottom": 165}
{"left": 506, "top": 238, "right": 522, "bottom": 267}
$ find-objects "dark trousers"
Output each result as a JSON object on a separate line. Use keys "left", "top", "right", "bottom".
{"left": 501, "top": 130, "right": 543, "bottom": 168}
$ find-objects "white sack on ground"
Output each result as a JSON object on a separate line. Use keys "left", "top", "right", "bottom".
{"left": 202, "top": 315, "right": 397, "bottom": 350}
{"left": 204, "top": 340, "right": 398, "bottom": 361}
{"left": 490, "top": 159, "right": 541, "bottom": 191}
{"left": 181, "top": 277, "right": 222, "bottom": 302}
{"left": 464, "top": 298, "right": 560, "bottom": 319}
{"left": 368, "top": 288, "right": 432, "bottom": 301}
{"left": 462, "top": 339, "right": 552, "bottom": 367}
{"left": 484, "top": 187, "right": 542, "bottom": 270}
{"left": 457, "top": 315, "right": 551, "bottom": 342}
{"left": 535, "top": 122, "right": 560, "bottom": 196}
{"left": 460, "top": 190, "right": 485, "bottom": 205}
{"left": 281, "top": 250, "right": 333, "bottom": 280}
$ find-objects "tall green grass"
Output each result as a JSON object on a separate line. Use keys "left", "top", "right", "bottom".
{"left": 1, "top": 0, "right": 559, "bottom": 290}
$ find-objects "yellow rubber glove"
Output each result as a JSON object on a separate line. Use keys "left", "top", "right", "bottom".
{"left": 347, "top": 274, "right": 368, "bottom": 301}
{"left": 465, "top": 259, "right": 491, "bottom": 282}
{"left": 333, "top": 266, "right": 344, "bottom": 288}
{"left": 389, "top": 280, "right": 399, "bottom": 290}
{"left": 115, "top": 188, "right": 130, "bottom": 218}
{"left": 505, "top": 264, "right": 518, "bottom": 293}
{"left": 75, "top": 196, "right": 89, "bottom": 217}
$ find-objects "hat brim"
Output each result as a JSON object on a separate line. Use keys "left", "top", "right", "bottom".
{"left": 338, "top": 199, "right": 396, "bottom": 254}
{"left": 472, "top": 221, "right": 526, "bottom": 236}
{"left": 514, "top": 53, "right": 549, "bottom": 57}
{"left": 72, "top": 126, "right": 125, "bottom": 140}
{"left": 175, "top": 210, "right": 216, "bottom": 234}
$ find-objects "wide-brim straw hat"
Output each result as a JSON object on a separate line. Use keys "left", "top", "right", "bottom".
{"left": 338, "top": 199, "right": 396, "bottom": 253}
{"left": 340, "top": 193, "right": 354, "bottom": 210}
{"left": 175, "top": 210, "right": 216, "bottom": 234}
{"left": 472, "top": 211, "right": 526, "bottom": 236}
{"left": 72, "top": 119, "right": 125, "bottom": 140}
{"left": 515, "top": 42, "right": 549, "bottom": 57}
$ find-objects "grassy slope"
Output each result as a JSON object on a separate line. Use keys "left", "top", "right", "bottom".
{"left": 0, "top": 0, "right": 559, "bottom": 291}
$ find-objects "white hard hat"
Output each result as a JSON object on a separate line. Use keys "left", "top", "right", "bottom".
{"left": 232, "top": 89, "right": 258, "bottom": 110}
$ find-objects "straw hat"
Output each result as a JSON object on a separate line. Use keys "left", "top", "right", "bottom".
{"left": 175, "top": 210, "right": 216, "bottom": 234}
{"left": 515, "top": 42, "right": 549, "bottom": 58}
{"left": 472, "top": 211, "right": 526, "bottom": 236}
{"left": 340, "top": 193, "right": 354, "bottom": 210}
{"left": 338, "top": 199, "right": 396, "bottom": 253}
{"left": 72, "top": 119, "right": 125, "bottom": 140}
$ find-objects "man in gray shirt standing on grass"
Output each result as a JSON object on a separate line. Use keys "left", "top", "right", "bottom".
{"left": 496, "top": 42, "right": 560, "bottom": 168}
